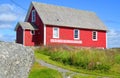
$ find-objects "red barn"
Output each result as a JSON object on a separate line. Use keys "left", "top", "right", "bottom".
{"left": 15, "top": 2, "right": 107, "bottom": 48}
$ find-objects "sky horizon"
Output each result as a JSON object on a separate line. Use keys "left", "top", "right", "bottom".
{"left": 0, "top": 0, "right": 120, "bottom": 48}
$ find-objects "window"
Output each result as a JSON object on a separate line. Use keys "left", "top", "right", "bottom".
{"left": 31, "top": 30, "right": 35, "bottom": 35}
{"left": 92, "top": 31, "right": 97, "bottom": 41}
{"left": 53, "top": 27, "right": 59, "bottom": 38}
{"left": 31, "top": 10, "right": 36, "bottom": 22}
{"left": 74, "top": 29, "right": 79, "bottom": 39}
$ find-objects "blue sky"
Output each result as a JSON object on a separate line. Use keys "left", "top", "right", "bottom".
{"left": 0, "top": 0, "right": 120, "bottom": 48}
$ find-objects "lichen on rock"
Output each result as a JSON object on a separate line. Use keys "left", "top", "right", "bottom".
{"left": 0, "top": 42, "right": 34, "bottom": 78}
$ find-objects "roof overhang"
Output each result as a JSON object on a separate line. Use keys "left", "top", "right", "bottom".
{"left": 15, "top": 22, "right": 38, "bottom": 31}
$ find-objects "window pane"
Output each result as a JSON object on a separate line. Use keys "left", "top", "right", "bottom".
{"left": 53, "top": 28, "right": 59, "bottom": 38}
{"left": 92, "top": 31, "right": 97, "bottom": 40}
{"left": 54, "top": 29, "right": 58, "bottom": 37}
{"left": 32, "top": 10, "right": 36, "bottom": 22}
{"left": 74, "top": 29, "right": 79, "bottom": 39}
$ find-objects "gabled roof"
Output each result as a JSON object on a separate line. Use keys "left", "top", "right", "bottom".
{"left": 15, "top": 22, "right": 38, "bottom": 31}
{"left": 25, "top": 2, "right": 107, "bottom": 31}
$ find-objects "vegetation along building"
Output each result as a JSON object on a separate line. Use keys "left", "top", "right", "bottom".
{"left": 15, "top": 2, "right": 107, "bottom": 48}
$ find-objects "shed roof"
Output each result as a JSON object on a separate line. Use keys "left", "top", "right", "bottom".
{"left": 15, "top": 22, "right": 38, "bottom": 31}
{"left": 29, "top": 2, "right": 107, "bottom": 31}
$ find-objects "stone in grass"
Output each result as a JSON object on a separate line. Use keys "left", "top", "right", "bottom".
{"left": 0, "top": 42, "right": 34, "bottom": 78}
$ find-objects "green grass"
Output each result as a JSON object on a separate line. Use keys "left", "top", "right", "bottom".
{"left": 28, "top": 62, "right": 62, "bottom": 78}
{"left": 73, "top": 74, "right": 98, "bottom": 78}
{"left": 34, "top": 46, "right": 120, "bottom": 78}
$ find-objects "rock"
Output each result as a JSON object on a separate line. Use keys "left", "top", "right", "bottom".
{"left": 0, "top": 42, "right": 34, "bottom": 78}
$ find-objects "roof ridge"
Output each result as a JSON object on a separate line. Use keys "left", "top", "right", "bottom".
{"left": 32, "top": 1, "right": 95, "bottom": 14}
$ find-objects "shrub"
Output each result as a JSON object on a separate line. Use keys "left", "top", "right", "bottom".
{"left": 110, "top": 64, "right": 120, "bottom": 74}
{"left": 70, "top": 50, "right": 89, "bottom": 69}
{"left": 115, "top": 54, "right": 120, "bottom": 64}
{"left": 95, "top": 64, "right": 110, "bottom": 71}
{"left": 50, "top": 49, "right": 71, "bottom": 65}
{"left": 35, "top": 46, "right": 119, "bottom": 72}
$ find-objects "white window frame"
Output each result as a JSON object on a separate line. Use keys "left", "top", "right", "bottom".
{"left": 30, "top": 30, "right": 35, "bottom": 35}
{"left": 74, "top": 29, "right": 79, "bottom": 40}
{"left": 92, "top": 31, "right": 98, "bottom": 41}
{"left": 31, "top": 10, "right": 36, "bottom": 22}
{"left": 53, "top": 27, "right": 59, "bottom": 38}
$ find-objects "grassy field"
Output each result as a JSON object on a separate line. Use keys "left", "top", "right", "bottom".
{"left": 73, "top": 74, "right": 98, "bottom": 78}
{"left": 28, "top": 62, "right": 62, "bottom": 78}
{"left": 34, "top": 45, "right": 120, "bottom": 78}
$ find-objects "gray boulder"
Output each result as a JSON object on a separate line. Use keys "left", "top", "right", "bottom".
{"left": 0, "top": 42, "right": 34, "bottom": 78}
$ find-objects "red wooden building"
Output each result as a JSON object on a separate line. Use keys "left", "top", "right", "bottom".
{"left": 15, "top": 2, "right": 107, "bottom": 48}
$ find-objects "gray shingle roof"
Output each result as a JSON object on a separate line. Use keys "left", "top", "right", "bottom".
{"left": 15, "top": 22, "right": 38, "bottom": 30}
{"left": 31, "top": 2, "right": 107, "bottom": 31}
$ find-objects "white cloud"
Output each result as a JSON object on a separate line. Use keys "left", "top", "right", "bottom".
{"left": 108, "top": 28, "right": 120, "bottom": 38}
{"left": 0, "top": 24, "right": 12, "bottom": 29}
{"left": 0, "top": 4, "right": 14, "bottom": 13}
{"left": 0, "top": 3, "right": 25, "bottom": 42}
{"left": 107, "top": 28, "right": 120, "bottom": 48}
{"left": 0, "top": 13, "right": 17, "bottom": 22}
{"left": 0, "top": 3, "right": 25, "bottom": 29}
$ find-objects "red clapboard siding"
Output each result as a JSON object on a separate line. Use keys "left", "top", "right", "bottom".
{"left": 46, "top": 25, "right": 106, "bottom": 48}
{"left": 24, "top": 7, "right": 44, "bottom": 46}
{"left": 24, "top": 30, "right": 35, "bottom": 46}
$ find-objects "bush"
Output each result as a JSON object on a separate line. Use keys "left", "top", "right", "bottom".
{"left": 50, "top": 49, "right": 71, "bottom": 65}
{"left": 95, "top": 64, "right": 110, "bottom": 71}
{"left": 70, "top": 50, "right": 89, "bottom": 69}
{"left": 35, "top": 46, "right": 119, "bottom": 72}
{"left": 115, "top": 54, "right": 120, "bottom": 64}
{"left": 110, "top": 64, "right": 120, "bottom": 74}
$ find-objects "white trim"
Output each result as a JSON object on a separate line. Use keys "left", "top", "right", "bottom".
{"left": 31, "top": 10, "right": 36, "bottom": 22}
{"left": 74, "top": 29, "right": 79, "bottom": 40}
{"left": 106, "top": 33, "right": 107, "bottom": 48}
{"left": 50, "top": 39, "right": 82, "bottom": 44}
{"left": 44, "top": 25, "right": 46, "bottom": 45}
{"left": 53, "top": 27, "right": 59, "bottom": 38}
{"left": 23, "top": 30, "right": 25, "bottom": 45}
{"left": 92, "top": 31, "right": 98, "bottom": 41}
